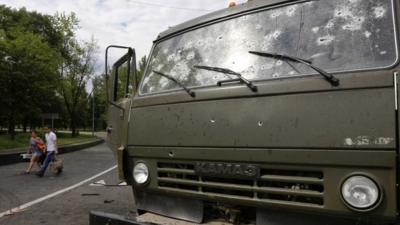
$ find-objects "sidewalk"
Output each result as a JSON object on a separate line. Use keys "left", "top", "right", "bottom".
{"left": 0, "top": 138, "right": 105, "bottom": 166}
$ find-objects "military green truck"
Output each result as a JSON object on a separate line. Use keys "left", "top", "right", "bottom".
{"left": 101, "top": 0, "right": 400, "bottom": 224}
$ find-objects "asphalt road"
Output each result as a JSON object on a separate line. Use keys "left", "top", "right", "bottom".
{"left": 0, "top": 143, "right": 135, "bottom": 225}
{"left": 0, "top": 142, "right": 238, "bottom": 225}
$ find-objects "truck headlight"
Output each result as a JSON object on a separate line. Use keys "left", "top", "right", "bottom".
{"left": 133, "top": 162, "right": 149, "bottom": 184}
{"left": 341, "top": 175, "right": 380, "bottom": 209}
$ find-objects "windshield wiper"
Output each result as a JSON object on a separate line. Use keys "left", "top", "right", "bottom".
{"left": 152, "top": 70, "right": 195, "bottom": 97}
{"left": 193, "top": 65, "right": 258, "bottom": 92}
{"left": 249, "top": 51, "right": 340, "bottom": 86}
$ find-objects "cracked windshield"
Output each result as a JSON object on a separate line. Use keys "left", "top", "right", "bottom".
{"left": 141, "top": 0, "right": 396, "bottom": 94}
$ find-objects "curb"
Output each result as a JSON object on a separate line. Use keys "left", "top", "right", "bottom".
{"left": 0, "top": 138, "right": 105, "bottom": 166}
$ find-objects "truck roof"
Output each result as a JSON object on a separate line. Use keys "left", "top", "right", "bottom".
{"left": 155, "top": 0, "right": 291, "bottom": 42}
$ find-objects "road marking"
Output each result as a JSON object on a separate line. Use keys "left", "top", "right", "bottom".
{"left": 0, "top": 165, "right": 117, "bottom": 218}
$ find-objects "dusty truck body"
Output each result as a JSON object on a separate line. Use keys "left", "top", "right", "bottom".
{"left": 105, "top": 0, "right": 400, "bottom": 224}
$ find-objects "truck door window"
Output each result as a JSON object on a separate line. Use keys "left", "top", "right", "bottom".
{"left": 140, "top": 0, "right": 397, "bottom": 95}
{"left": 114, "top": 63, "right": 133, "bottom": 101}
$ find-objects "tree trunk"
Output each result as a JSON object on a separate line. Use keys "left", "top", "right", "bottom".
{"left": 70, "top": 118, "right": 77, "bottom": 137}
{"left": 22, "top": 117, "right": 28, "bottom": 133}
{"left": 8, "top": 116, "right": 15, "bottom": 140}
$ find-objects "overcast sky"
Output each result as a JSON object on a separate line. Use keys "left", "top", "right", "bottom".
{"left": 1, "top": 0, "right": 247, "bottom": 74}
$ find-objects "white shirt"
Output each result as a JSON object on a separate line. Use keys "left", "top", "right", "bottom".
{"left": 45, "top": 131, "right": 57, "bottom": 152}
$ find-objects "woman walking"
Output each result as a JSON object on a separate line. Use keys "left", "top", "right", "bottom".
{"left": 25, "top": 130, "right": 45, "bottom": 174}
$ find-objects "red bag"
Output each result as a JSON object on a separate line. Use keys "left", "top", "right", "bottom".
{"left": 36, "top": 142, "right": 45, "bottom": 152}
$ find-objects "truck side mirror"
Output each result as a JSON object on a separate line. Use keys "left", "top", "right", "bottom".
{"left": 105, "top": 45, "right": 137, "bottom": 104}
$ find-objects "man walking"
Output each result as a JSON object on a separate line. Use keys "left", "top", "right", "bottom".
{"left": 36, "top": 127, "right": 58, "bottom": 177}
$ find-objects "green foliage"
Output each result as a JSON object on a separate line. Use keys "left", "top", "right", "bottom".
{"left": 0, "top": 5, "right": 100, "bottom": 139}
{"left": 0, "top": 5, "right": 62, "bottom": 138}
{"left": 92, "top": 74, "right": 108, "bottom": 129}
{"left": 0, "top": 132, "right": 30, "bottom": 150}
{"left": 111, "top": 54, "right": 147, "bottom": 102}
{"left": 136, "top": 55, "right": 147, "bottom": 86}
{"left": 0, "top": 132, "right": 97, "bottom": 151}
{"left": 55, "top": 12, "right": 98, "bottom": 136}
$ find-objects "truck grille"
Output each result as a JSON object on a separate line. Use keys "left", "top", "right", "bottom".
{"left": 157, "top": 162, "right": 324, "bottom": 208}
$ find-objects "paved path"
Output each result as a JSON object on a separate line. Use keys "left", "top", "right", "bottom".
{"left": 0, "top": 143, "right": 135, "bottom": 225}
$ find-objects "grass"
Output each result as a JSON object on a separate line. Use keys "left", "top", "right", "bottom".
{"left": 0, "top": 132, "right": 98, "bottom": 152}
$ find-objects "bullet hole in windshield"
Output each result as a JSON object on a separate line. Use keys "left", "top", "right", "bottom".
{"left": 270, "top": 11, "right": 281, "bottom": 18}
{"left": 272, "top": 31, "right": 281, "bottom": 39}
{"left": 286, "top": 6, "right": 297, "bottom": 17}
{"left": 248, "top": 66, "right": 255, "bottom": 73}
{"left": 167, "top": 54, "right": 175, "bottom": 61}
{"left": 246, "top": 41, "right": 257, "bottom": 49}
{"left": 373, "top": 6, "right": 386, "bottom": 18}
{"left": 325, "top": 20, "right": 335, "bottom": 29}
{"left": 184, "top": 41, "right": 193, "bottom": 49}
{"left": 186, "top": 52, "right": 195, "bottom": 60}
{"left": 342, "top": 16, "right": 365, "bottom": 31}
{"left": 317, "top": 35, "right": 335, "bottom": 45}
{"left": 197, "top": 40, "right": 204, "bottom": 47}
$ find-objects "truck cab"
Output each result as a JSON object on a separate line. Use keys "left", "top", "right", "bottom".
{"left": 106, "top": 0, "right": 400, "bottom": 224}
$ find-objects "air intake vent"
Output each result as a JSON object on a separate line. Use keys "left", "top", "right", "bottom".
{"left": 157, "top": 161, "right": 324, "bottom": 207}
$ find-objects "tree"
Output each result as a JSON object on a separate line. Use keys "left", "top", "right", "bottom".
{"left": 136, "top": 55, "right": 147, "bottom": 87}
{"left": 92, "top": 74, "right": 108, "bottom": 130}
{"left": 59, "top": 38, "right": 97, "bottom": 136}
{"left": 0, "top": 5, "right": 62, "bottom": 138}
{"left": 51, "top": 13, "right": 98, "bottom": 136}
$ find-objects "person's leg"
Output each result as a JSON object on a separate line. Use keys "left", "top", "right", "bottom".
{"left": 36, "top": 152, "right": 54, "bottom": 177}
{"left": 38, "top": 153, "right": 45, "bottom": 167}
{"left": 26, "top": 154, "right": 37, "bottom": 173}
{"left": 36, "top": 154, "right": 42, "bottom": 169}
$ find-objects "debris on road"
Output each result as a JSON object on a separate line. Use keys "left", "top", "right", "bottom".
{"left": 89, "top": 179, "right": 106, "bottom": 186}
{"left": 89, "top": 179, "right": 127, "bottom": 187}
{"left": 81, "top": 193, "right": 100, "bottom": 196}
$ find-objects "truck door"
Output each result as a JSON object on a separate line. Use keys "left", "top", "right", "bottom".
{"left": 105, "top": 46, "right": 136, "bottom": 156}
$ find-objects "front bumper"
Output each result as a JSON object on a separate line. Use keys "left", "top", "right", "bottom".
{"left": 127, "top": 146, "right": 398, "bottom": 223}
